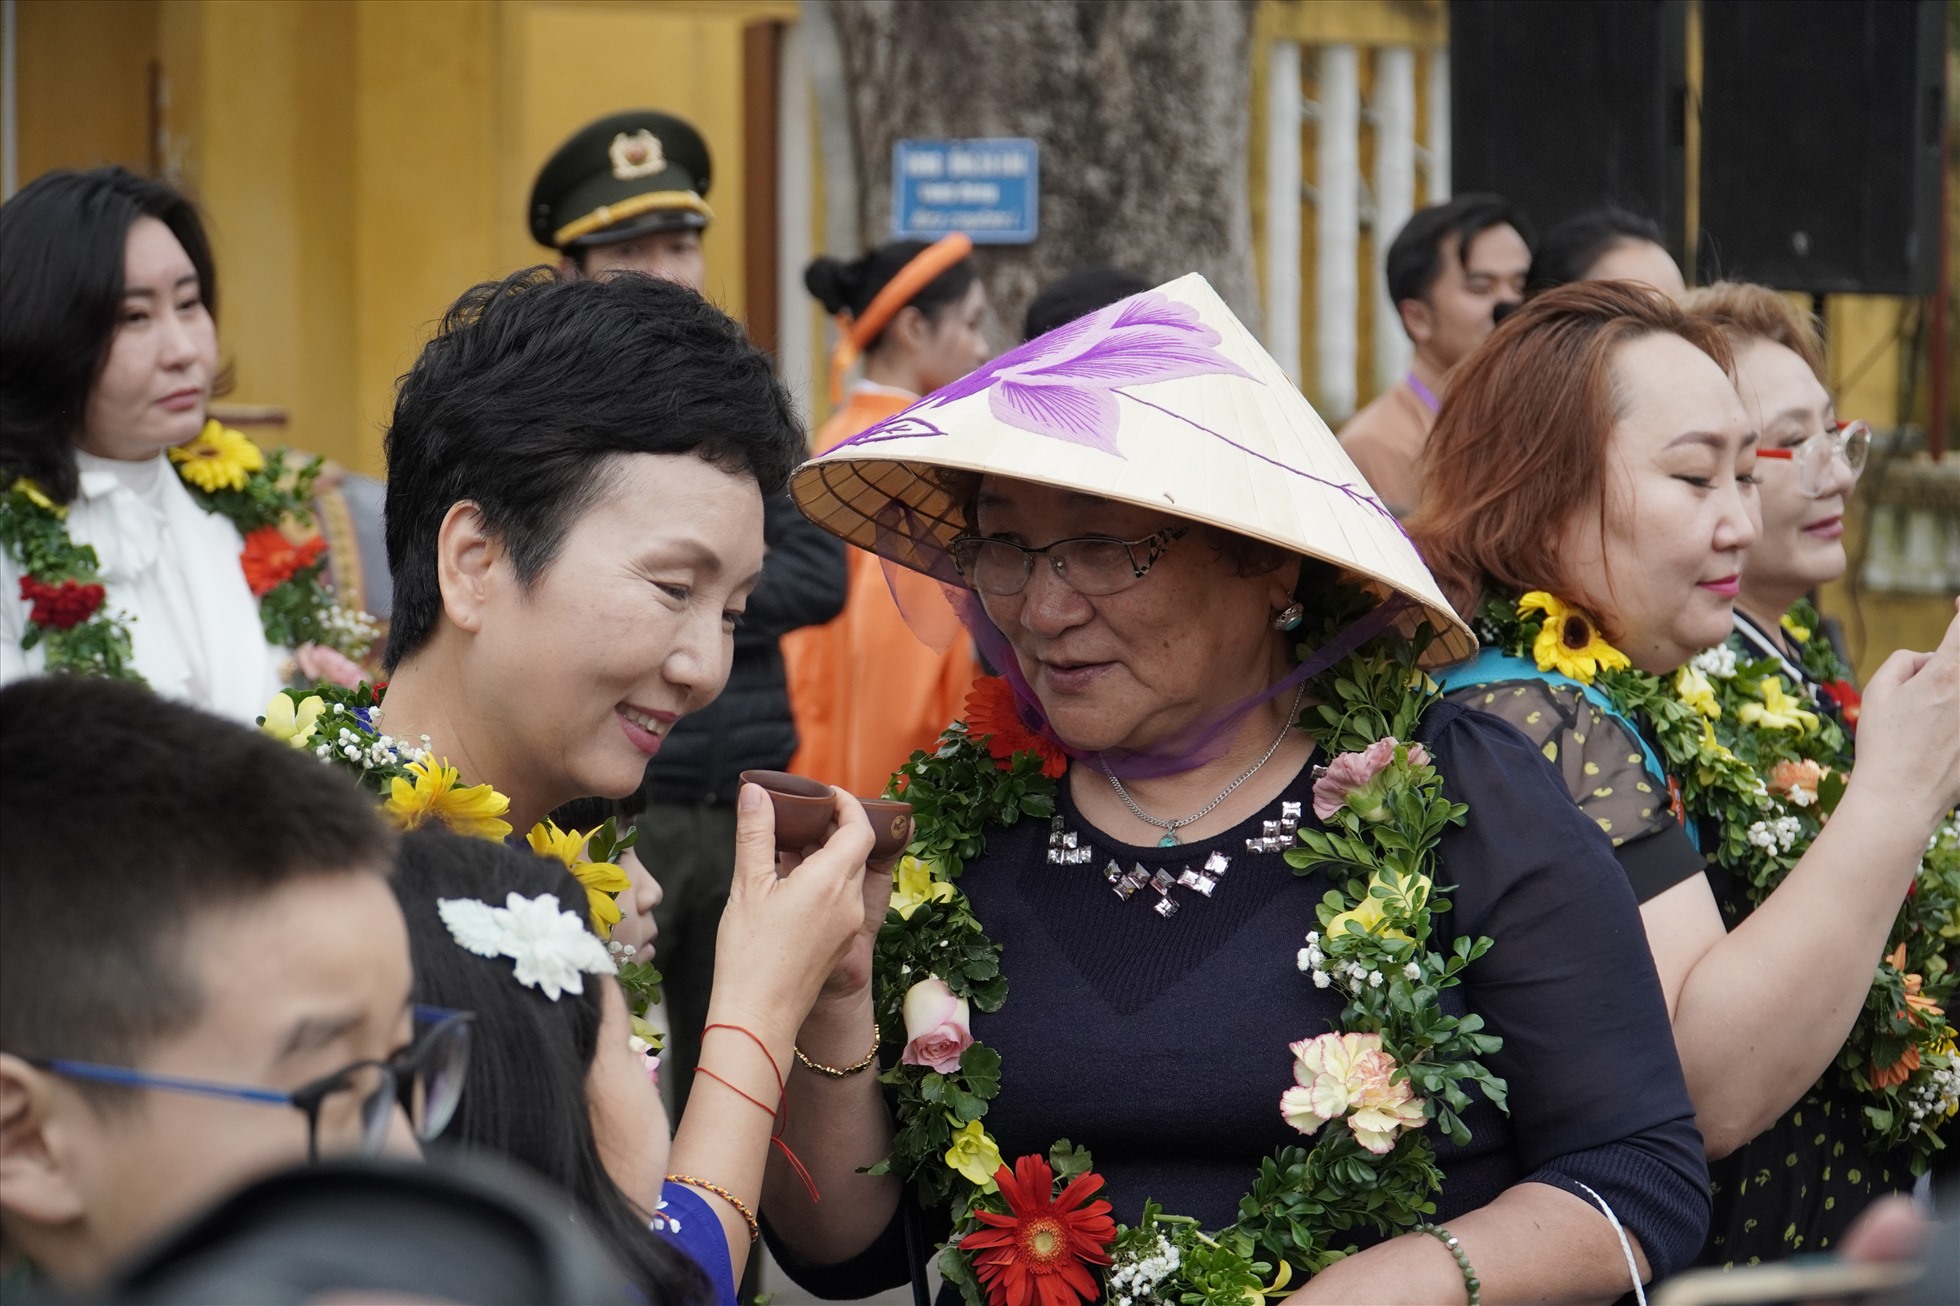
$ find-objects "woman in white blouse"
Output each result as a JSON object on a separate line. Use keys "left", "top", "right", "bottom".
{"left": 0, "top": 168, "right": 283, "bottom": 720}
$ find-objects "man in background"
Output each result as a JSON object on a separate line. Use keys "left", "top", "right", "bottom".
{"left": 1339, "top": 194, "right": 1533, "bottom": 517}
{"left": 528, "top": 110, "right": 847, "bottom": 1135}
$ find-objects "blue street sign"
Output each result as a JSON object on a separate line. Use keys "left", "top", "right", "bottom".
{"left": 892, "top": 137, "right": 1040, "bottom": 245}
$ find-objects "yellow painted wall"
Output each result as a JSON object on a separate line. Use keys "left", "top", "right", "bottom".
{"left": 14, "top": 0, "right": 791, "bottom": 476}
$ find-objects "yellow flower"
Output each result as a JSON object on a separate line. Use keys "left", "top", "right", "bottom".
{"left": 1779, "top": 612, "right": 1812, "bottom": 644}
{"left": 1518, "top": 592, "right": 1630, "bottom": 684}
{"left": 1674, "top": 665, "right": 1722, "bottom": 720}
{"left": 167, "top": 420, "right": 264, "bottom": 493}
{"left": 527, "top": 819, "right": 630, "bottom": 937}
{"left": 943, "top": 1117, "right": 1003, "bottom": 1193}
{"left": 10, "top": 478, "right": 63, "bottom": 517}
{"left": 261, "top": 693, "right": 325, "bottom": 749}
{"left": 384, "top": 758, "right": 513, "bottom": 841}
{"left": 1326, "top": 891, "right": 1412, "bottom": 942}
{"left": 1736, "top": 676, "right": 1820, "bottom": 735}
{"left": 890, "top": 854, "right": 957, "bottom": 920}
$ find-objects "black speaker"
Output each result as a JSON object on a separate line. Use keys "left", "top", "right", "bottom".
{"left": 1450, "top": 0, "right": 1687, "bottom": 261}
{"left": 1698, "top": 0, "right": 1944, "bottom": 296}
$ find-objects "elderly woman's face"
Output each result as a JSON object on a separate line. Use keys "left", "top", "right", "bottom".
{"left": 971, "top": 477, "right": 1295, "bottom": 754}
{"left": 461, "top": 453, "right": 764, "bottom": 806}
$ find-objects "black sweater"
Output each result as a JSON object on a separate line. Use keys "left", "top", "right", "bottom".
{"left": 768, "top": 703, "right": 1710, "bottom": 1298}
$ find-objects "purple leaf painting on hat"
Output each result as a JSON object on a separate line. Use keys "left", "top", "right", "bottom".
{"left": 834, "top": 291, "right": 1253, "bottom": 458}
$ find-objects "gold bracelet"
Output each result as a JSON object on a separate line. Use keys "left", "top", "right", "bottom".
{"left": 665, "top": 1173, "right": 759, "bottom": 1244}
{"left": 794, "top": 1021, "right": 880, "bottom": 1077}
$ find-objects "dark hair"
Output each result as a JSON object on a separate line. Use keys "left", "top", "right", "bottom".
{"left": 1384, "top": 193, "right": 1536, "bottom": 307}
{"left": 382, "top": 267, "right": 801, "bottom": 668}
{"left": 803, "top": 241, "right": 978, "bottom": 351}
{"left": 1526, "top": 207, "right": 1668, "bottom": 296}
{"left": 0, "top": 167, "right": 221, "bottom": 504}
{"left": 0, "top": 677, "right": 394, "bottom": 1078}
{"left": 1022, "top": 266, "right": 1153, "bottom": 340}
{"left": 1406, "top": 281, "right": 1733, "bottom": 626}
{"left": 390, "top": 830, "right": 708, "bottom": 1306}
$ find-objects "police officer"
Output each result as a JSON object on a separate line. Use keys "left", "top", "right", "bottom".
{"left": 530, "top": 109, "right": 714, "bottom": 290}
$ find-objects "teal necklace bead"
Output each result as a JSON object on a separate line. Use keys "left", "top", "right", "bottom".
{"left": 1157, "top": 833, "right": 1180, "bottom": 848}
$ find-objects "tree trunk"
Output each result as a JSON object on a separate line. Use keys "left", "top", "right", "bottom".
{"left": 827, "top": 0, "right": 1258, "bottom": 343}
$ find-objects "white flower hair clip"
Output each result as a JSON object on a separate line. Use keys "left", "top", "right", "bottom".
{"left": 438, "top": 892, "right": 616, "bottom": 1001}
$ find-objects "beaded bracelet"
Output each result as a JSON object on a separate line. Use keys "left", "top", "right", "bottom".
{"left": 666, "top": 1173, "right": 760, "bottom": 1244}
{"left": 1413, "top": 1222, "right": 1480, "bottom": 1305}
{"left": 794, "top": 1021, "right": 880, "bottom": 1077}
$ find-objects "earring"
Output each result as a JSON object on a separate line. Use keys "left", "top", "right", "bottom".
{"left": 1272, "top": 602, "right": 1305, "bottom": 633}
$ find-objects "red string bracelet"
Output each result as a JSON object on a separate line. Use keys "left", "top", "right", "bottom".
{"left": 699, "top": 1023, "right": 821, "bottom": 1203}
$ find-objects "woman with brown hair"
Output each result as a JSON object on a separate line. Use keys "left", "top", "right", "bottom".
{"left": 1409, "top": 281, "right": 1960, "bottom": 1266}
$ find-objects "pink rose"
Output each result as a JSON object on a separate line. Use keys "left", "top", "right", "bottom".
{"left": 900, "top": 976, "right": 973, "bottom": 1073}
{"left": 296, "top": 641, "right": 365, "bottom": 688}
{"left": 1311, "top": 737, "right": 1431, "bottom": 821}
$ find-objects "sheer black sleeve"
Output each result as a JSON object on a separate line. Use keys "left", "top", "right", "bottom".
{"left": 1447, "top": 679, "right": 1705, "bottom": 903}
{"left": 1422, "top": 703, "right": 1712, "bottom": 1282}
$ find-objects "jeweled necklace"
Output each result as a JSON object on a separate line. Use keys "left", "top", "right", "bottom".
{"left": 1101, "top": 683, "right": 1308, "bottom": 846}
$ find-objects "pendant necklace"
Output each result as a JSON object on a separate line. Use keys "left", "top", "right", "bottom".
{"left": 1101, "top": 683, "right": 1308, "bottom": 847}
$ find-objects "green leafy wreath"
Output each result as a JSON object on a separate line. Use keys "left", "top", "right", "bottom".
{"left": 871, "top": 589, "right": 1504, "bottom": 1306}
{"left": 1478, "top": 591, "right": 1958, "bottom": 1172}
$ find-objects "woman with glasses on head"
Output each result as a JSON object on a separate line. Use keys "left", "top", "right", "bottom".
{"left": 1411, "top": 281, "right": 1960, "bottom": 1269}
{"left": 1682, "top": 283, "right": 1870, "bottom": 722}
{"left": 760, "top": 276, "right": 1711, "bottom": 1304}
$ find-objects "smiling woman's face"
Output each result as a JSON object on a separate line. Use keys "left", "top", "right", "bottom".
{"left": 1731, "top": 337, "right": 1852, "bottom": 612}
{"left": 457, "top": 452, "right": 765, "bottom": 810}
{"left": 1555, "top": 332, "right": 1760, "bottom": 675}
{"left": 970, "top": 476, "right": 1295, "bottom": 754}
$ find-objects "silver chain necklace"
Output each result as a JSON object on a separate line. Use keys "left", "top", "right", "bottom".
{"left": 1101, "top": 684, "right": 1308, "bottom": 847}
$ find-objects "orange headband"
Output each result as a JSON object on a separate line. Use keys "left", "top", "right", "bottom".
{"left": 827, "top": 232, "right": 975, "bottom": 406}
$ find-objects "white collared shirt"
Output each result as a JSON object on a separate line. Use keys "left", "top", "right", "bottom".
{"left": 0, "top": 451, "right": 284, "bottom": 722}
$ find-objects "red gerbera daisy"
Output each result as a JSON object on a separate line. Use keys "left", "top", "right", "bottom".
{"left": 959, "top": 1155, "right": 1117, "bottom": 1306}
{"left": 963, "top": 677, "right": 1068, "bottom": 778}
{"left": 240, "top": 527, "right": 327, "bottom": 598}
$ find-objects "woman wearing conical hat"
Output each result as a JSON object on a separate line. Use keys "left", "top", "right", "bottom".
{"left": 760, "top": 278, "right": 1709, "bottom": 1303}
{"left": 782, "top": 235, "right": 990, "bottom": 799}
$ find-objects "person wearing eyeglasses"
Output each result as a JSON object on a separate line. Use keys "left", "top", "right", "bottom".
{"left": 0, "top": 676, "right": 467, "bottom": 1292}
{"left": 1682, "top": 282, "right": 1870, "bottom": 722}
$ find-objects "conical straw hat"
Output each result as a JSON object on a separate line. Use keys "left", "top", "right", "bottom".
{"left": 789, "top": 272, "right": 1475, "bottom": 666}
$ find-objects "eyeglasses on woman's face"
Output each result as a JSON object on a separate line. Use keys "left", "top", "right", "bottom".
{"left": 948, "top": 525, "right": 1188, "bottom": 597}
{"left": 26, "top": 1004, "right": 473, "bottom": 1162}
{"left": 1755, "top": 419, "right": 1870, "bottom": 499}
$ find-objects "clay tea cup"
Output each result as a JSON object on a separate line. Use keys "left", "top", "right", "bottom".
{"left": 739, "top": 769, "right": 914, "bottom": 860}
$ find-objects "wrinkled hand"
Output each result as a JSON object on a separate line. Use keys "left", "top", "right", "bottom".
{"left": 710, "top": 783, "right": 877, "bottom": 1040}
{"left": 1851, "top": 606, "right": 1960, "bottom": 822}
{"left": 814, "top": 819, "right": 908, "bottom": 1004}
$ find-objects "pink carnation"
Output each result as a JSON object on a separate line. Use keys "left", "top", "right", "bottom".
{"left": 1311, "top": 737, "right": 1430, "bottom": 821}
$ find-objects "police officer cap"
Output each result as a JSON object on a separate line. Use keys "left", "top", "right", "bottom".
{"left": 529, "top": 109, "right": 713, "bottom": 251}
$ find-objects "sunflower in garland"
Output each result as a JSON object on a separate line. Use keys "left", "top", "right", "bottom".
{"left": 167, "top": 420, "right": 266, "bottom": 493}
{"left": 1518, "top": 591, "right": 1631, "bottom": 684}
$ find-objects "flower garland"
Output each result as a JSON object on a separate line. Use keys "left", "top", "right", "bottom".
{"left": 258, "top": 680, "right": 664, "bottom": 1032}
{"left": 0, "top": 421, "right": 376, "bottom": 683}
{"left": 1478, "top": 592, "right": 1958, "bottom": 1170}
{"left": 873, "top": 591, "right": 1504, "bottom": 1306}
